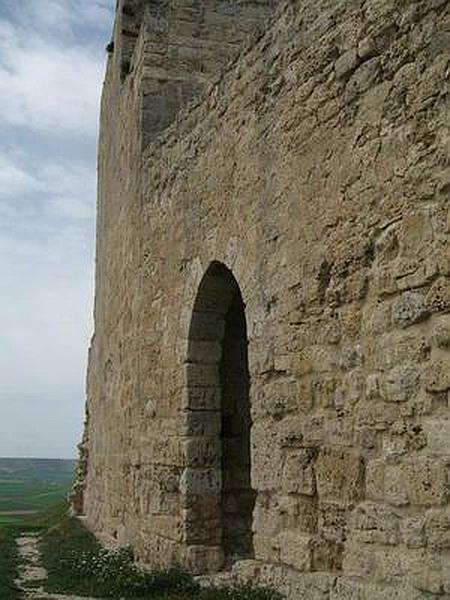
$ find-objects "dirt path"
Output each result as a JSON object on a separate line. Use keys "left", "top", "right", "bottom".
{"left": 15, "top": 533, "right": 97, "bottom": 600}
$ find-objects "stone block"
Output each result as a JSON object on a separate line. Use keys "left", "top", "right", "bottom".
{"left": 279, "top": 494, "right": 318, "bottom": 534}
{"left": 182, "top": 437, "right": 221, "bottom": 468}
{"left": 444, "top": 562, "right": 450, "bottom": 594}
{"left": 318, "top": 502, "right": 347, "bottom": 542}
{"left": 316, "top": 447, "right": 365, "bottom": 504}
{"left": 345, "top": 57, "right": 381, "bottom": 100}
{"left": 142, "top": 514, "right": 183, "bottom": 543}
{"left": 340, "top": 344, "right": 364, "bottom": 370}
{"left": 312, "top": 376, "right": 339, "bottom": 409}
{"left": 183, "top": 364, "right": 220, "bottom": 387}
{"left": 356, "top": 401, "right": 400, "bottom": 431}
{"left": 405, "top": 458, "right": 447, "bottom": 506}
{"left": 279, "top": 531, "right": 313, "bottom": 572}
{"left": 401, "top": 516, "right": 425, "bottom": 548}
{"left": 282, "top": 448, "right": 316, "bottom": 495}
{"left": 422, "top": 419, "right": 450, "bottom": 456}
{"left": 366, "top": 459, "right": 410, "bottom": 506}
{"left": 293, "top": 345, "right": 338, "bottom": 376}
{"left": 384, "top": 464, "right": 409, "bottom": 507}
{"left": 391, "top": 291, "right": 429, "bottom": 328}
{"left": 330, "top": 577, "right": 366, "bottom": 599}
{"left": 376, "top": 330, "right": 430, "bottom": 370}
{"left": 253, "top": 378, "right": 313, "bottom": 420}
{"left": 431, "top": 319, "right": 450, "bottom": 349}
{"left": 179, "top": 467, "right": 221, "bottom": 506}
{"left": 343, "top": 542, "right": 408, "bottom": 585}
{"left": 253, "top": 494, "right": 280, "bottom": 537}
{"left": 278, "top": 416, "right": 305, "bottom": 448}
{"left": 425, "top": 277, "right": 450, "bottom": 314}
{"left": 384, "top": 363, "right": 420, "bottom": 403}
{"left": 410, "top": 551, "right": 445, "bottom": 595}
{"left": 382, "top": 420, "right": 427, "bottom": 459}
{"left": 312, "top": 538, "right": 344, "bottom": 571}
{"left": 253, "top": 533, "right": 279, "bottom": 562}
{"left": 181, "top": 386, "right": 221, "bottom": 410}
{"left": 335, "top": 48, "right": 359, "bottom": 79}
{"left": 179, "top": 410, "right": 221, "bottom": 437}
{"left": 425, "top": 510, "right": 450, "bottom": 551}
{"left": 349, "top": 502, "right": 400, "bottom": 545}
{"left": 251, "top": 420, "right": 282, "bottom": 490}
{"left": 182, "top": 510, "right": 221, "bottom": 545}
{"left": 148, "top": 434, "right": 183, "bottom": 465}
{"left": 301, "top": 415, "right": 326, "bottom": 446}
{"left": 424, "top": 358, "right": 450, "bottom": 393}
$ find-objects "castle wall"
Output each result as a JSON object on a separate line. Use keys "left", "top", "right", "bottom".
{"left": 83, "top": 0, "right": 450, "bottom": 597}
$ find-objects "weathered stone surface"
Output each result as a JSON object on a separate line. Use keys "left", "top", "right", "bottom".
{"left": 335, "top": 48, "right": 360, "bottom": 79}
{"left": 349, "top": 502, "right": 400, "bottom": 545}
{"left": 384, "top": 363, "right": 420, "bottom": 403}
{"left": 401, "top": 515, "right": 426, "bottom": 549}
{"left": 278, "top": 531, "right": 313, "bottom": 572}
{"left": 424, "top": 358, "right": 450, "bottom": 392}
{"left": 391, "top": 291, "right": 429, "bottom": 328}
{"left": 425, "top": 278, "right": 450, "bottom": 314}
{"left": 431, "top": 318, "right": 450, "bottom": 349}
{"left": 282, "top": 448, "right": 316, "bottom": 495}
{"left": 422, "top": 419, "right": 450, "bottom": 456}
{"left": 75, "top": 0, "right": 450, "bottom": 597}
{"left": 425, "top": 509, "right": 450, "bottom": 551}
{"left": 316, "top": 448, "right": 365, "bottom": 504}
{"left": 404, "top": 458, "right": 448, "bottom": 507}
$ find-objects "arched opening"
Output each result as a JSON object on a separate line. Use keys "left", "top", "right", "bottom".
{"left": 183, "top": 261, "right": 255, "bottom": 572}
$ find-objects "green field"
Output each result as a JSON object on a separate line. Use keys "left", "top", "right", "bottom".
{"left": 0, "top": 457, "right": 76, "bottom": 528}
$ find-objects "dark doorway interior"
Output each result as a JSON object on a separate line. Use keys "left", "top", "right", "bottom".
{"left": 185, "top": 261, "right": 255, "bottom": 568}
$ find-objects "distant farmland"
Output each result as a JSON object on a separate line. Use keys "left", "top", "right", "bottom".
{"left": 0, "top": 457, "right": 76, "bottom": 527}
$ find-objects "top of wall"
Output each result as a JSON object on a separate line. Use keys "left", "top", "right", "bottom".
{"left": 109, "top": 0, "right": 278, "bottom": 145}
{"left": 140, "top": 0, "right": 449, "bottom": 199}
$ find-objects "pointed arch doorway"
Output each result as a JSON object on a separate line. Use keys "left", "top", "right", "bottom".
{"left": 182, "top": 261, "right": 255, "bottom": 572}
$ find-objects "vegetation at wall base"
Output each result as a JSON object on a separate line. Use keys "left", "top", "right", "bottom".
{"left": 40, "top": 512, "right": 282, "bottom": 599}
{"left": 0, "top": 526, "right": 22, "bottom": 600}
{"left": 0, "top": 495, "right": 281, "bottom": 600}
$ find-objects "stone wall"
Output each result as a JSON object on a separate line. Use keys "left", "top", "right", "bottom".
{"left": 80, "top": 0, "right": 450, "bottom": 597}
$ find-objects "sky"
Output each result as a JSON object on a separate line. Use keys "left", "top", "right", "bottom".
{"left": 0, "top": 1, "right": 114, "bottom": 459}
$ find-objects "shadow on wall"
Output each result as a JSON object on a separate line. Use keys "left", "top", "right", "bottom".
{"left": 184, "top": 261, "right": 255, "bottom": 572}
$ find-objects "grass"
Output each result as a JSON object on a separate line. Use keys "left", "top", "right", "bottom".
{"left": 0, "top": 501, "right": 74, "bottom": 600}
{"left": 0, "top": 457, "right": 281, "bottom": 600}
{"left": 0, "top": 505, "right": 282, "bottom": 600}
{"left": 0, "top": 459, "right": 74, "bottom": 527}
{"left": 0, "top": 526, "right": 22, "bottom": 600}
{"left": 40, "top": 514, "right": 282, "bottom": 600}
{"left": 0, "top": 457, "right": 75, "bottom": 600}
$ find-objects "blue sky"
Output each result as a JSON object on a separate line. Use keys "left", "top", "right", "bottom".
{"left": 0, "top": 1, "right": 114, "bottom": 458}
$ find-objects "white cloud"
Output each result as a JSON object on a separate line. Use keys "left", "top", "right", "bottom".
{"left": 18, "top": 0, "right": 113, "bottom": 35}
{"left": 0, "top": 0, "right": 112, "bottom": 458}
{"left": 0, "top": 149, "right": 96, "bottom": 221}
{"left": 0, "top": 32, "right": 105, "bottom": 136}
{"left": 0, "top": 154, "right": 42, "bottom": 197}
{"left": 0, "top": 217, "right": 95, "bottom": 458}
{"left": 0, "top": 0, "right": 112, "bottom": 136}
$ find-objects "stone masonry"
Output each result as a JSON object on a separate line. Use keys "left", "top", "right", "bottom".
{"left": 77, "top": 0, "right": 450, "bottom": 597}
